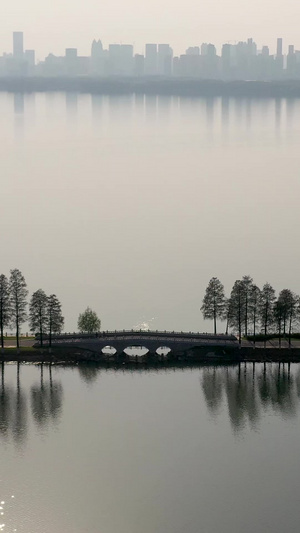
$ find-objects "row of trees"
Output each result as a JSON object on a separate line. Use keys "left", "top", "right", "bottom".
{"left": 201, "top": 276, "right": 300, "bottom": 344}
{"left": 0, "top": 269, "right": 64, "bottom": 351}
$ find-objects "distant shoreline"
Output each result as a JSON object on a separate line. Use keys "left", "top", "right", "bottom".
{"left": 3, "top": 77, "right": 300, "bottom": 98}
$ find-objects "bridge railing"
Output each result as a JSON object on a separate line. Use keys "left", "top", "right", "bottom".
{"left": 37, "top": 330, "right": 237, "bottom": 342}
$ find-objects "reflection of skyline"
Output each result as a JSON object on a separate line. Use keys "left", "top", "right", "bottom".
{"left": 9, "top": 93, "right": 300, "bottom": 143}
{"left": 201, "top": 363, "right": 300, "bottom": 432}
{"left": 0, "top": 364, "right": 63, "bottom": 446}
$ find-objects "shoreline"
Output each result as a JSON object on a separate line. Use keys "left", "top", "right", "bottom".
{"left": 2, "top": 77, "right": 300, "bottom": 98}
{"left": 2, "top": 347, "right": 300, "bottom": 365}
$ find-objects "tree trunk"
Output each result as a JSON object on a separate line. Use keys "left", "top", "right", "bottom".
{"left": 49, "top": 319, "right": 52, "bottom": 354}
{"left": 40, "top": 324, "right": 43, "bottom": 348}
{"left": 288, "top": 315, "right": 292, "bottom": 348}
{"left": 264, "top": 304, "right": 268, "bottom": 348}
{"left": 0, "top": 301, "right": 4, "bottom": 352}
{"left": 245, "top": 295, "right": 248, "bottom": 337}
{"left": 16, "top": 316, "right": 20, "bottom": 354}
{"left": 0, "top": 315, "right": 4, "bottom": 354}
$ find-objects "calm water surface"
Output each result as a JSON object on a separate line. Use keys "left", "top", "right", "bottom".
{"left": 1, "top": 363, "right": 300, "bottom": 533}
{"left": 1, "top": 94, "right": 300, "bottom": 331}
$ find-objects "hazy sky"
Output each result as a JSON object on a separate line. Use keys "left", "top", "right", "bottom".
{"left": 2, "top": 0, "right": 300, "bottom": 59}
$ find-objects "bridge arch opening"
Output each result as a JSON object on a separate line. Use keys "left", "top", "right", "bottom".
{"left": 124, "top": 346, "right": 149, "bottom": 357}
{"left": 101, "top": 346, "right": 117, "bottom": 356}
{"left": 156, "top": 346, "right": 172, "bottom": 356}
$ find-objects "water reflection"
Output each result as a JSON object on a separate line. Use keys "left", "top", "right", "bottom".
{"left": 31, "top": 365, "right": 63, "bottom": 427}
{"left": 202, "top": 363, "right": 300, "bottom": 432}
{"left": 0, "top": 364, "right": 63, "bottom": 445}
{"left": 13, "top": 93, "right": 24, "bottom": 115}
{"left": 77, "top": 363, "right": 102, "bottom": 385}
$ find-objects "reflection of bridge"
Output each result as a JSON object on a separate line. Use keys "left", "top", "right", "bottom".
{"left": 41, "top": 331, "right": 239, "bottom": 359}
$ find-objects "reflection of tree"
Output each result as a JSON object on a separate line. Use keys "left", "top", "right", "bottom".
{"left": 78, "top": 363, "right": 101, "bottom": 385}
{"left": 201, "top": 363, "right": 299, "bottom": 433}
{"left": 257, "top": 366, "right": 297, "bottom": 418}
{"left": 11, "top": 363, "right": 28, "bottom": 445}
{"left": 31, "top": 365, "right": 63, "bottom": 427}
{"left": 295, "top": 369, "right": 300, "bottom": 398}
{"left": 0, "top": 364, "right": 64, "bottom": 444}
{"left": 201, "top": 368, "right": 224, "bottom": 415}
{"left": 224, "top": 368, "right": 260, "bottom": 431}
{"left": 0, "top": 363, "right": 13, "bottom": 439}
{"left": 0, "top": 363, "right": 28, "bottom": 446}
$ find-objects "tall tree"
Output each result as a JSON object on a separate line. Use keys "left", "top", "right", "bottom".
{"left": 286, "top": 293, "right": 300, "bottom": 347}
{"left": 228, "top": 280, "right": 245, "bottom": 345}
{"left": 277, "top": 289, "right": 295, "bottom": 337}
{"left": 274, "top": 299, "right": 284, "bottom": 348}
{"left": 201, "top": 277, "right": 226, "bottom": 334}
{"left": 78, "top": 307, "right": 101, "bottom": 334}
{"left": 248, "top": 284, "right": 261, "bottom": 346}
{"left": 47, "top": 294, "right": 64, "bottom": 351}
{"left": 240, "top": 275, "right": 254, "bottom": 336}
{"left": 259, "top": 283, "right": 276, "bottom": 345}
{"left": 29, "top": 289, "right": 48, "bottom": 347}
{"left": 9, "top": 269, "right": 28, "bottom": 352}
{"left": 0, "top": 275, "right": 11, "bottom": 352}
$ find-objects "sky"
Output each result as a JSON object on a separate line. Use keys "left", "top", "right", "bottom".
{"left": 1, "top": 0, "right": 300, "bottom": 59}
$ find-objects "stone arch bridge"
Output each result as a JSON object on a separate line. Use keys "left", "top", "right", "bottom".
{"left": 40, "top": 330, "right": 239, "bottom": 360}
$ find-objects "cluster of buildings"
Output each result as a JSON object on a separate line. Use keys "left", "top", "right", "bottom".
{"left": 2, "top": 32, "right": 300, "bottom": 80}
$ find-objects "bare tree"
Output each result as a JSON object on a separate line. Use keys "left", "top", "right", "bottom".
{"left": 277, "top": 289, "right": 295, "bottom": 337}
{"left": 248, "top": 284, "right": 261, "bottom": 346}
{"left": 228, "top": 280, "right": 245, "bottom": 345}
{"left": 274, "top": 299, "right": 284, "bottom": 348}
{"left": 201, "top": 277, "right": 226, "bottom": 334}
{"left": 259, "top": 283, "right": 276, "bottom": 346}
{"left": 287, "top": 293, "right": 300, "bottom": 347}
{"left": 240, "top": 275, "right": 254, "bottom": 336}
{"left": 47, "top": 295, "right": 64, "bottom": 351}
{"left": 29, "top": 289, "right": 48, "bottom": 347}
{"left": 9, "top": 269, "right": 28, "bottom": 353}
{"left": 0, "top": 275, "right": 11, "bottom": 352}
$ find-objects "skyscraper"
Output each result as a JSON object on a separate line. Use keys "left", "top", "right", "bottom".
{"left": 276, "top": 38, "right": 283, "bottom": 57}
{"left": 157, "top": 44, "right": 173, "bottom": 75}
{"left": 145, "top": 44, "right": 157, "bottom": 75}
{"left": 13, "top": 32, "right": 24, "bottom": 58}
{"left": 276, "top": 38, "right": 283, "bottom": 74}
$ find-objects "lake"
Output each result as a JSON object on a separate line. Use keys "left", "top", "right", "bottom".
{"left": 1, "top": 93, "right": 300, "bottom": 333}
{"left": 1, "top": 362, "right": 300, "bottom": 533}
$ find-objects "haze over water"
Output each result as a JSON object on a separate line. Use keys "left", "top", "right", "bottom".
{"left": 1, "top": 92, "right": 300, "bottom": 332}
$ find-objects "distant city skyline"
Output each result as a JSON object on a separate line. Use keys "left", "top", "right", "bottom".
{"left": 2, "top": 0, "right": 300, "bottom": 60}
{"left": 1, "top": 31, "right": 300, "bottom": 60}
{"left": 2, "top": 31, "right": 300, "bottom": 80}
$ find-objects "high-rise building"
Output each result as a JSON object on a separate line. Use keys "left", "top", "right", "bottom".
{"left": 287, "top": 45, "right": 296, "bottom": 75}
{"left": 107, "top": 44, "right": 133, "bottom": 75}
{"left": 134, "top": 54, "right": 144, "bottom": 76}
{"left": 221, "top": 44, "right": 232, "bottom": 77}
{"left": 201, "top": 43, "right": 208, "bottom": 55}
{"left": 186, "top": 47, "right": 200, "bottom": 56}
{"left": 65, "top": 48, "right": 78, "bottom": 75}
{"left": 276, "top": 38, "right": 283, "bottom": 57}
{"left": 157, "top": 44, "right": 173, "bottom": 75}
{"left": 24, "top": 50, "right": 35, "bottom": 66}
{"left": 145, "top": 44, "right": 157, "bottom": 75}
{"left": 13, "top": 32, "right": 23, "bottom": 58}
{"left": 276, "top": 38, "right": 283, "bottom": 74}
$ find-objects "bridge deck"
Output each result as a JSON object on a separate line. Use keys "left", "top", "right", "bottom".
{"left": 36, "top": 331, "right": 239, "bottom": 354}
